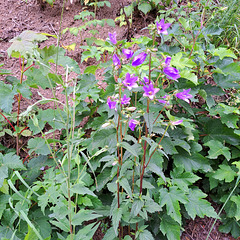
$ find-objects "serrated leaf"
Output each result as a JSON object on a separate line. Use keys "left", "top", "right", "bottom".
{"left": 160, "top": 214, "right": 181, "bottom": 240}
{"left": 112, "top": 207, "right": 122, "bottom": 236}
{"left": 185, "top": 189, "right": 218, "bottom": 219}
{"left": 119, "top": 141, "right": 139, "bottom": 158}
{"left": 159, "top": 186, "right": 187, "bottom": 224}
{"left": 131, "top": 199, "right": 144, "bottom": 217}
{"left": 219, "top": 217, "right": 240, "bottom": 238}
{"left": 230, "top": 195, "right": 240, "bottom": 221}
{"left": 180, "top": 70, "right": 198, "bottom": 84}
{"left": 210, "top": 47, "right": 237, "bottom": 60}
{"left": 119, "top": 178, "right": 132, "bottom": 198}
{"left": 3, "top": 152, "right": 26, "bottom": 170}
{"left": 0, "top": 81, "right": 16, "bottom": 113}
{"left": 28, "top": 138, "right": 50, "bottom": 155}
{"left": 204, "top": 140, "right": 231, "bottom": 160}
{"left": 171, "top": 167, "right": 200, "bottom": 192}
{"left": 72, "top": 209, "right": 102, "bottom": 225}
{"left": 138, "top": 3, "right": 151, "bottom": 15}
{"left": 139, "top": 229, "right": 154, "bottom": 240}
{"left": 212, "top": 164, "right": 237, "bottom": 183}
{"left": 71, "top": 183, "right": 96, "bottom": 197}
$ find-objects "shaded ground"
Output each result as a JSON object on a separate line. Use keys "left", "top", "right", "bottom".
{"left": 0, "top": 0, "right": 238, "bottom": 239}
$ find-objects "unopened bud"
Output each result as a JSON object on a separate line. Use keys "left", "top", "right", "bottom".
{"left": 126, "top": 107, "right": 136, "bottom": 111}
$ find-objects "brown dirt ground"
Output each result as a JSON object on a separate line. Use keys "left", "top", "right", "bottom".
{"left": 0, "top": 0, "right": 238, "bottom": 239}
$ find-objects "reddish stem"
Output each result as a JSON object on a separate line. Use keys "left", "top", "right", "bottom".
{"left": 0, "top": 111, "right": 16, "bottom": 131}
{"left": 23, "top": 63, "right": 35, "bottom": 73}
{"left": 22, "top": 154, "right": 30, "bottom": 164}
{"left": 20, "top": 126, "right": 28, "bottom": 135}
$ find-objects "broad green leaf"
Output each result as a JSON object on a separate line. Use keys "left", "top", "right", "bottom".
{"left": 212, "top": 164, "right": 237, "bottom": 183}
{"left": 138, "top": 3, "right": 151, "bottom": 15}
{"left": 171, "top": 52, "right": 196, "bottom": 68}
{"left": 218, "top": 217, "right": 240, "bottom": 239}
{"left": 230, "top": 195, "right": 240, "bottom": 221}
{"left": 131, "top": 199, "right": 144, "bottom": 217}
{"left": 159, "top": 186, "right": 187, "bottom": 224}
{"left": 209, "top": 47, "right": 237, "bottom": 60}
{"left": 0, "top": 165, "right": 8, "bottom": 188}
{"left": 0, "top": 179, "right": 9, "bottom": 194}
{"left": 96, "top": 168, "right": 112, "bottom": 191}
{"left": 160, "top": 214, "right": 180, "bottom": 240}
{"left": 185, "top": 189, "right": 218, "bottom": 219}
{"left": 28, "top": 138, "right": 50, "bottom": 155}
{"left": 144, "top": 198, "right": 161, "bottom": 213}
{"left": 119, "top": 142, "right": 140, "bottom": 158}
{"left": 173, "top": 149, "right": 212, "bottom": 172}
{"left": 75, "top": 222, "right": 100, "bottom": 239}
{"left": 139, "top": 229, "right": 154, "bottom": 240}
{"left": 171, "top": 167, "right": 200, "bottom": 192}
{"left": 7, "top": 31, "right": 47, "bottom": 58}
{"left": 102, "top": 227, "right": 117, "bottom": 240}
{"left": 72, "top": 209, "right": 102, "bottom": 225}
{"left": 71, "top": 183, "right": 96, "bottom": 197}
{"left": 204, "top": 140, "right": 231, "bottom": 161}
{"left": 0, "top": 81, "right": 16, "bottom": 113}
{"left": 180, "top": 70, "right": 198, "bottom": 85}
{"left": 24, "top": 224, "right": 39, "bottom": 240}
{"left": 119, "top": 178, "right": 132, "bottom": 198}
{"left": 3, "top": 152, "right": 26, "bottom": 170}
{"left": 112, "top": 207, "right": 122, "bottom": 236}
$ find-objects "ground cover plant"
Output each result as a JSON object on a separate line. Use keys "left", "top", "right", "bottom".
{"left": 0, "top": 0, "right": 240, "bottom": 239}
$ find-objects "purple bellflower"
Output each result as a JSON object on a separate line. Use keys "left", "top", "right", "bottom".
{"left": 107, "top": 97, "right": 117, "bottom": 110}
{"left": 158, "top": 95, "right": 170, "bottom": 105}
{"left": 165, "top": 56, "right": 171, "bottom": 66}
{"left": 176, "top": 89, "right": 193, "bottom": 103}
{"left": 129, "top": 119, "right": 138, "bottom": 131}
{"left": 156, "top": 19, "right": 171, "bottom": 35}
{"left": 163, "top": 66, "right": 181, "bottom": 81}
{"left": 108, "top": 32, "right": 117, "bottom": 44}
{"left": 143, "top": 77, "right": 150, "bottom": 85}
{"left": 132, "top": 52, "right": 147, "bottom": 67}
{"left": 113, "top": 54, "right": 121, "bottom": 67}
{"left": 122, "top": 49, "right": 134, "bottom": 59}
{"left": 123, "top": 73, "right": 138, "bottom": 90}
{"left": 171, "top": 119, "right": 183, "bottom": 126}
{"left": 121, "top": 94, "right": 131, "bottom": 105}
{"left": 143, "top": 83, "right": 160, "bottom": 100}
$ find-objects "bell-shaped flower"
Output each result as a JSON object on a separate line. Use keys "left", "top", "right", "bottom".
{"left": 122, "top": 49, "right": 134, "bottom": 59}
{"left": 171, "top": 119, "right": 183, "bottom": 126}
{"left": 121, "top": 94, "right": 131, "bottom": 105}
{"left": 129, "top": 119, "right": 138, "bottom": 131}
{"left": 165, "top": 56, "right": 171, "bottom": 66}
{"left": 143, "top": 83, "right": 159, "bottom": 100}
{"left": 113, "top": 54, "right": 121, "bottom": 67}
{"left": 158, "top": 95, "right": 170, "bottom": 105}
{"left": 107, "top": 97, "right": 117, "bottom": 110}
{"left": 176, "top": 89, "right": 193, "bottom": 103}
{"left": 108, "top": 32, "right": 117, "bottom": 44}
{"left": 123, "top": 73, "right": 138, "bottom": 90}
{"left": 163, "top": 66, "right": 181, "bottom": 81}
{"left": 156, "top": 19, "right": 171, "bottom": 35}
{"left": 132, "top": 52, "right": 147, "bottom": 67}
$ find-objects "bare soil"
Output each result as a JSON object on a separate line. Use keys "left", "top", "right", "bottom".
{"left": 0, "top": 0, "right": 238, "bottom": 239}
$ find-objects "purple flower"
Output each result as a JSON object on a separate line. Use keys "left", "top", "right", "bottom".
{"left": 163, "top": 66, "right": 181, "bottom": 81}
{"left": 129, "top": 119, "right": 138, "bottom": 131}
{"left": 165, "top": 56, "right": 171, "bottom": 66}
{"left": 108, "top": 32, "right": 117, "bottom": 44}
{"left": 176, "top": 89, "right": 193, "bottom": 103}
{"left": 143, "top": 83, "right": 159, "bottom": 100}
{"left": 158, "top": 95, "right": 170, "bottom": 105}
{"left": 156, "top": 19, "right": 171, "bottom": 35}
{"left": 123, "top": 73, "right": 138, "bottom": 90}
{"left": 132, "top": 52, "right": 147, "bottom": 67}
{"left": 107, "top": 97, "right": 117, "bottom": 110}
{"left": 121, "top": 94, "right": 131, "bottom": 105}
{"left": 113, "top": 54, "right": 121, "bottom": 67}
{"left": 122, "top": 49, "right": 134, "bottom": 59}
{"left": 143, "top": 77, "right": 150, "bottom": 84}
{"left": 171, "top": 120, "right": 183, "bottom": 125}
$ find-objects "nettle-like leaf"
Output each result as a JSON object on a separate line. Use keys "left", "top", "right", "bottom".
{"left": 7, "top": 31, "right": 48, "bottom": 58}
{"left": 0, "top": 153, "right": 26, "bottom": 188}
{"left": 230, "top": 195, "right": 240, "bottom": 221}
{"left": 212, "top": 164, "right": 237, "bottom": 183}
{"left": 112, "top": 207, "right": 122, "bottom": 236}
{"left": 159, "top": 186, "right": 188, "bottom": 224}
{"left": 208, "top": 47, "right": 237, "bottom": 60}
{"left": 160, "top": 214, "right": 181, "bottom": 240}
{"left": 28, "top": 138, "right": 51, "bottom": 155}
{"left": 0, "top": 81, "right": 16, "bottom": 113}
{"left": 171, "top": 167, "right": 200, "bottom": 192}
{"left": 204, "top": 140, "right": 231, "bottom": 161}
{"left": 219, "top": 216, "right": 240, "bottom": 239}
{"left": 184, "top": 188, "right": 218, "bottom": 219}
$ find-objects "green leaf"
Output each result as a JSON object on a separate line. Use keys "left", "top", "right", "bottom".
{"left": 28, "top": 138, "right": 50, "bottom": 155}
{"left": 24, "top": 224, "right": 39, "bottom": 240}
{"left": 119, "top": 178, "right": 132, "bottom": 198}
{"left": 171, "top": 167, "right": 200, "bottom": 192}
{"left": 0, "top": 81, "right": 16, "bottom": 113}
{"left": 180, "top": 70, "right": 198, "bottom": 85}
{"left": 171, "top": 52, "right": 196, "bottom": 68}
{"left": 71, "top": 183, "right": 96, "bottom": 197}
{"left": 204, "top": 140, "right": 231, "bottom": 160}
{"left": 230, "top": 195, "right": 240, "bottom": 221}
{"left": 173, "top": 149, "right": 212, "bottom": 172}
{"left": 138, "top": 3, "right": 151, "bottom": 15}
{"left": 72, "top": 209, "right": 102, "bottom": 226}
{"left": 209, "top": 47, "right": 237, "bottom": 60}
{"left": 105, "top": 19, "right": 115, "bottom": 27}
{"left": 3, "top": 152, "right": 26, "bottom": 170}
{"left": 185, "top": 189, "right": 218, "bottom": 219}
{"left": 178, "top": 17, "right": 190, "bottom": 31}
{"left": 219, "top": 217, "right": 240, "bottom": 239}
{"left": 131, "top": 199, "right": 144, "bottom": 217}
{"left": 139, "top": 229, "right": 154, "bottom": 240}
{"left": 75, "top": 222, "right": 100, "bottom": 239}
{"left": 119, "top": 141, "right": 139, "bottom": 158}
{"left": 212, "top": 164, "right": 237, "bottom": 183}
{"left": 159, "top": 186, "right": 187, "bottom": 224}
{"left": 7, "top": 31, "right": 47, "bottom": 58}
{"left": 112, "top": 207, "right": 122, "bottom": 236}
{"left": 160, "top": 214, "right": 181, "bottom": 240}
